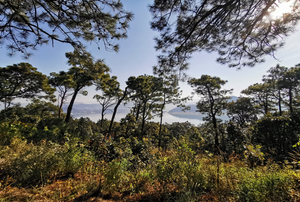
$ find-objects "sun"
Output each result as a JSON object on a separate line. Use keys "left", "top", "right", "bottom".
{"left": 269, "top": 0, "right": 296, "bottom": 20}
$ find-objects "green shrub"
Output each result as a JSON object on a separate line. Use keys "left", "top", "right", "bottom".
{"left": 243, "top": 144, "right": 265, "bottom": 168}
{"left": 155, "top": 137, "right": 206, "bottom": 193}
{"left": 238, "top": 172, "right": 293, "bottom": 202}
{"left": 103, "top": 158, "right": 131, "bottom": 193}
{"left": 131, "top": 168, "right": 154, "bottom": 193}
{"left": 251, "top": 114, "right": 299, "bottom": 161}
{"left": 0, "top": 122, "right": 36, "bottom": 146}
{"left": 2, "top": 138, "right": 61, "bottom": 186}
{"left": 2, "top": 137, "right": 94, "bottom": 187}
{"left": 59, "top": 139, "right": 94, "bottom": 176}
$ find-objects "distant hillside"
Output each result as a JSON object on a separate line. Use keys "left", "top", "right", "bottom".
{"left": 168, "top": 96, "right": 238, "bottom": 121}
{"left": 62, "top": 103, "right": 130, "bottom": 115}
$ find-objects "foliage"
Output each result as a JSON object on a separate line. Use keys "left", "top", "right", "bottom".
{"left": 277, "top": 66, "right": 300, "bottom": 114}
{"left": 1, "top": 137, "right": 94, "bottom": 187}
{"left": 103, "top": 158, "right": 131, "bottom": 194}
{"left": 0, "top": 0, "right": 133, "bottom": 57}
{"left": 243, "top": 144, "right": 265, "bottom": 168}
{"left": 227, "top": 97, "right": 258, "bottom": 127}
{"left": 156, "top": 74, "right": 190, "bottom": 148}
{"left": 62, "top": 139, "right": 94, "bottom": 177}
{"left": 242, "top": 83, "right": 276, "bottom": 115}
{"left": 68, "top": 117, "right": 101, "bottom": 142}
{"left": 126, "top": 75, "right": 164, "bottom": 134}
{"left": 62, "top": 50, "right": 111, "bottom": 123}
{"left": 262, "top": 64, "right": 288, "bottom": 115}
{"left": 93, "top": 92, "right": 116, "bottom": 128}
{"left": 150, "top": 0, "right": 300, "bottom": 73}
{"left": 251, "top": 114, "right": 299, "bottom": 160}
{"left": 155, "top": 138, "right": 206, "bottom": 194}
{"left": 188, "top": 75, "right": 232, "bottom": 150}
{"left": 0, "top": 100, "right": 60, "bottom": 123}
{"left": 118, "top": 113, "right": 138, "bottom": 138}
{"left": 0, "top": 100, "right": 67, "bottom": 143}
{"left": 238, "top": 172, "right": 293, "bottom": 202}
{"left": 223, "top": 122, "right": 246, "bottom": 156}
{"left": 0, "top": 122, "right": 29, "bottom": 146}
{"left": 0, "top": 63, "right": 55, "bottom": 108}
{"left": 164, "top": 122, "right": 204, "bottom": 152}
{"left": 48, "top": 71, "right": 75, "bottom": 118}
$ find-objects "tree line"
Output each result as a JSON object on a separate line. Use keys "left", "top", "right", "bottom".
{"left": 1, "top": 52, "right": 300, "bottom": 160}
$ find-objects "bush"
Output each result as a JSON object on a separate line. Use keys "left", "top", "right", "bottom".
{"left": 60, "top": 139, "right": 95, "bottom": 176}
{"left": 0, "top": 122, "right": 38, "bottom": 146}
{"left": 0, "top": 122, "right": 23, "bottom": 146}
{"left": 88, "top": 136, "right": 154, "bottom": 169}
{"left": 251, "top": 114, "right": 299, "bottom": 161}
{"left": 2, "top": 137, "right": 94, "bottom": 187}
{"left": 238, "top": 172, "right": 293, "bottom": 202}
{"left": 243, "top": 144, "right": 265, "bottom": 168}
{"left": 1, "top": 137, "right": 61, "bottom": 186}
{"left": 155, "top": 137, "right": 206, "bottom": 193}
{"left": 103, "top": 158, "right": 132, "bottom": 194}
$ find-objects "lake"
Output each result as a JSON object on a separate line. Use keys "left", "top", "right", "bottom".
{"left": 74, "top": 112, "right": 204, "bottom": 126}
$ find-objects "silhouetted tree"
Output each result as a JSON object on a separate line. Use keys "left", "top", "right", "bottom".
{"left": 188, "top": 75, "right": 232, "bottom": 151}
{"left": 0, "top": 0, "right": 133, "bottom": 57}
{"left": 150, "top": 0, "right": 300, "bottom": 74}
{"left": 64, "top": 50, "right": 110, "bottom": 123}
{"left": 0, "top": 63, "right": 55, "bottom": 109}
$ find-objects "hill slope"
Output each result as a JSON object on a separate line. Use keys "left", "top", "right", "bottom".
{"left": 168, "top": 96, "right": 238, "bottom": 121}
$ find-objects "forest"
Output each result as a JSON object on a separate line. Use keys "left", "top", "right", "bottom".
{"left": 1, "top": 0, "right": 300, "bottom": 201}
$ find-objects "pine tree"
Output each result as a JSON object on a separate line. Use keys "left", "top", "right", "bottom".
{"left": 0, "top": 0, "right": 133, "bottom": 58}
{"left": 150, "top": 0, "right": 300, "bottom": 73}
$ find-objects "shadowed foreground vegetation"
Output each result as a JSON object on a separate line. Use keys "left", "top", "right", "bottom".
{"left": 1, "top": 110, "right": 300, "bottom": 202}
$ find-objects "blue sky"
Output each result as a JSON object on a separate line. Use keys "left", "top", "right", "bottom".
{"left": 1, "top": 0, "right": 300, "bottom": 105}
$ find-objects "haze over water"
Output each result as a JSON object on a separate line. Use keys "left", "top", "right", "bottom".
{"left": 74, "top": 112, "right": 204, "bottom": 126}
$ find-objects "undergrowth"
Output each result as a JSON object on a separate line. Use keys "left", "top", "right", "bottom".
{"left": 0, "top": 137, "right": 300, "bottom": 202}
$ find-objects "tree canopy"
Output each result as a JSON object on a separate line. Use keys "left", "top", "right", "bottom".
{"left": 126, "top": 75, "right": 164, "bottom": 134}
{"left": 188, "top": 75, "right": 232, "bottom": 149}
{"left": 0, "top": 63, "right": 55, "bottom": 109}
{"left": 0, "top": 0, "right": 133, "bottom": 58}
{"left": 150, "top": 0, "right": 300, "bottom": 74}
{"left": 242, "top": 83, "right": 275, "bottom": 115}
{"left": 58, "top": 50, "right": 111, "bottom": 123}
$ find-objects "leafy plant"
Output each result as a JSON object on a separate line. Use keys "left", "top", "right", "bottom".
{"left": 244, "top": 144, "right": 265, "bottom": 168}
{"left": 238, "top": 172, "right": 293, "bottom": 202}
{"left": 2, "top": 137, "right": 94, "bottom": 187}
{"left": 155, "top": 137, "right": 206, "bottom": 194}
{"left": 103, "top": 158, "right": 131, "bottom": 194}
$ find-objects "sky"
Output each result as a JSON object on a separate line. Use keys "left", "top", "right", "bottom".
{"left": 1, "top": 0, "right": 300, "bottom": 106}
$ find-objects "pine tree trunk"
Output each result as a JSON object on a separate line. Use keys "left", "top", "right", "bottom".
{"left": 278, "top": 90, "right": 282, "bottom": 116}
{"left": 212, "top": 114, "right": 219, "bottom": 152}
{"left": 108, "top": 87, "right": 127, "bottom": 133}
{"left": 101, "top": 104, "right": 105, "bottom": 128}
{"left": 158, "top": 94, "right": 166, "bottom": 148}
{"left": 141, "top": 103, "right": 147, "bottom": 134}
{"left": 65, "top": 87, "right": 80, "bottom": 123}
{"left": 58, "top": 91, "right": 67, "bottom": 119}
{"left": 289, "top": 88, "right": 293, "bottom": 114}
